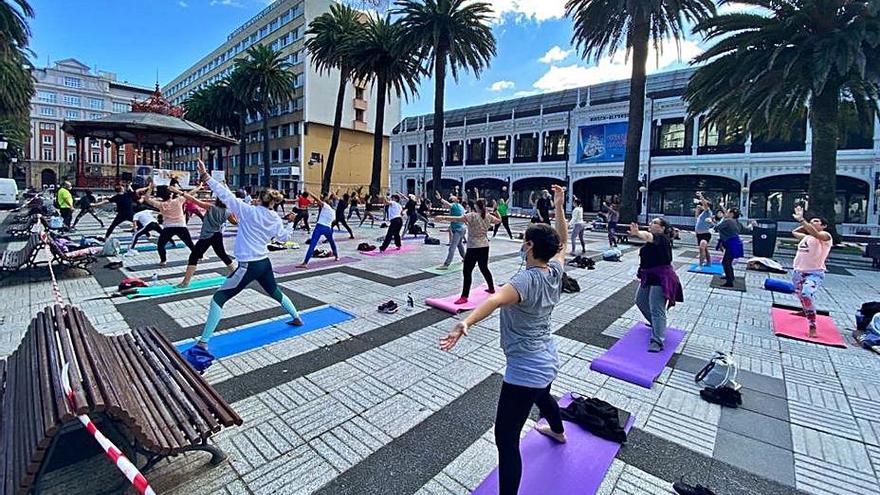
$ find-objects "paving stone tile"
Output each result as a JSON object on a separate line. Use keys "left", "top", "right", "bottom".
{"left": 644, "top": 405, "right": 718, "bottom": 456}
{"left": 719, "top": 407, "right": 793, "bottom": 450}
{"left": 794, "top": 453, "right": 880, "bottom": 495}
{"left": 738, "top": 369, "right": 787, "bottom": 398}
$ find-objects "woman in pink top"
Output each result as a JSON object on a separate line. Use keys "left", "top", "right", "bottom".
{"left": 791, "top": 205, "right": 833, "bottom": 338}
{"left": 144, "top": 185, "right": 195, "bottom": 266}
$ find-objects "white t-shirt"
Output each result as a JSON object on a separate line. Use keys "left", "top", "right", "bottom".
{"left": 134, "top": 210, "right": 156, "bottom": 226}
{"left": 387, "top": 201, "right": 402, "bottom": 219}
{"left": 316, "top": 203, "right": 335, "bottom": 226}
{"left": 571, "top": 207, "right": 584, "bottom": 225}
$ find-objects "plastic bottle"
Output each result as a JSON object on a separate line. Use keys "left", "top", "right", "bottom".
{"left": 151, "top": 273, "right": 159, "bottom": 283}
{"left": 406, "top": 292, "right": 414, "bottom": 311}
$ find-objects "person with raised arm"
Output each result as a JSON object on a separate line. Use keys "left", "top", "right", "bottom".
{"left": 436, "top": 198, "right": 501, "bottom": 303}
{"left": 142, "top": 183, "right": 195, "bottom": 266}
{"left": 435, "top": 191, "right": 467, "bottom": 269}
{"left": 297, "top": 192, "right": 340, "bottom": 268}
{"left": 175, "top": 188, "right": 235, "bottom": 288}
{"left": 439, "top": 184, "right": 568, "bottom": 495}
{"left": 191, "top": 159, "right": 303, "bottom": 354}
{"left": 790, "top": 205, "right": 833, "bottom": 338}
{"left": 694, "top": 192, "right": 713, "bottom": 266}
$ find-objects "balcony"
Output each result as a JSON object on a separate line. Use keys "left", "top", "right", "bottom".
{"left": 353, "top": 98, "right": 367, "bottom": 111}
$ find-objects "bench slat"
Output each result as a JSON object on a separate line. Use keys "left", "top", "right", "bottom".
{"left": 33, "top": 315, "right": 61, "bottom": 444}
{"left": 68, "top": 309, "right": 115, "bottom": 416}
{"left": 51, "top": 306, "right": 88, "bottom": 413}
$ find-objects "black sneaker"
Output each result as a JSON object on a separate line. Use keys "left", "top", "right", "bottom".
{"left": 381, "top": 302, "right": 399, "bottom": 314}
{"left": 699, "top": 387, "right": 741, "bottom": 408}
{"left": 673, "top": 481, "right": 716, "bottom": 495}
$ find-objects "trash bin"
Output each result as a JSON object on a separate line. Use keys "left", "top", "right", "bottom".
{"left": 751, "top": 219, "right": 778, "bottom": 258}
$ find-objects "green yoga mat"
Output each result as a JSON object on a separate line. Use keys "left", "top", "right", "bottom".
{"left": 422, "top": 262, "right": 463, "bottom": 275}
{"left": 127, "top": 276, "right": 227, "bottom": 299}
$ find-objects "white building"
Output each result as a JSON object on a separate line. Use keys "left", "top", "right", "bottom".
{"left": 391, "top": 68, "right": 880, "bottom": 236}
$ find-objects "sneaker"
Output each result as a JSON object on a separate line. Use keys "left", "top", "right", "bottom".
{"left": 287, "top": 317, "right": 304, "bottom": 327}
{"left": 453, "top": 297, "right": 468, "bottom": 305}
{"left": 378, "top": 300, "right": 394, "bottom": 311}
{"left": 437, "top": 264, "right": 449, "bottom": 270}
{"left": 382, "top": 302, "right": 399, "bottom": 314}
{"left": 673, "top": 480, "right": 716, "bottom": 495}
{"left": 648, "top": 341, "right": 663, "bottom": 353}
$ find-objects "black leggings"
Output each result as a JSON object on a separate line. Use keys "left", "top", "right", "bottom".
{"left": 332, "top": 216, "right": 354, "bottom": 237}
{"left": 493, "top": 216, "right": 513, "bottom": 238}
{"left": 73, "top": 208, "right": 103, "bottom": 227}
{"left": 495, "top": 381, "right": 564, "bottom": 495}
{"left": 293, "top": 210, "right": 310, "bottom": 231}
{"left": 188, "top": 232, "right": 233, "bottom": 266}
{"left": 722, "top": 246, "right": 735, "bottom": 284}
{"left": 105, "top": 212, "right": 133, "bottom": 238}
{"left": 462, "top": 246, "right": 494, "bottom": 298}
{"left": 157, "top": 226, "right": 195, "bottom": 262}
{"left": 130, "top": 221, "right": 163, "bottom": 250}
{"left": 380, "top": 217, "right": 403, "bottom": 251}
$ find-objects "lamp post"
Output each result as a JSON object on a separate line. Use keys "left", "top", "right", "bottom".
{"left": 308, "top": 152, "right": 324, "bottom": 194}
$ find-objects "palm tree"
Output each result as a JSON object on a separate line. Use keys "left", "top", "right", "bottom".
{"left": 395, "top": 0, "right": 496, "bottom": 198}
{"left": 306, "top": 3, "right": 364, "bottom": 196}
{"left": 565, "top": 0, "right": 715, "bottom": 223}
{"left": 235, "top": 44, "right": 296, "bottom": 188}
{"left": 349, "top": 15, "right": 423, "bottom": 197}
{"left": 686, "top": 0, "right": 880, "bottom": 239}
{"left": 0, "top": 0, "right": 35, "bottom": 151}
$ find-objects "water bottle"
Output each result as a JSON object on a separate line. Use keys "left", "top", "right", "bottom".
{"left": 406, "top": 293, "right": 414, "bottom": 311}
{"left": 151, "top": 273, "right": 159, "bottom": 283}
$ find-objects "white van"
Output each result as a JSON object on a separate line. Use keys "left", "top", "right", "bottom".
{"left": 0, "top": 179, "right": 19, "bottom": 209}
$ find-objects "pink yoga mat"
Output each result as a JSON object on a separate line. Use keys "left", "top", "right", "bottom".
{"left": 274, "top": 256, "right": 359, "bottom": 274}
{"left": 771, "top": 307, "right": 846, "bottom": 348}
{"left": 425, "top": 284, "right": 493, "bottom": 313}
{"left": 360, "top": 244, "right": 418, "bottom": 256}
{"left": 590, "top": 323, "right": 686, "bottom": 388}
{"left": 473, "top": 393, "right": 634, "bottom": 495}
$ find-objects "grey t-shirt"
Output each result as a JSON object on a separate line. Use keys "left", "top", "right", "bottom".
{"left": 714, "top": 218, "right": 741, "bottom": 241}
{"left": 499, "top": 259, "right": 563, "bottom": 388}
{"left": 200, "top": 205, "right": 227, "bottom": 237}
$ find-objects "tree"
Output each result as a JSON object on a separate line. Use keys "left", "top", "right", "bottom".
{"left": 395, "top": 0, "right": 496, "bottom": 198}
{"left": 565, "top": 0, "right": 715, "bottom": 223}
{"left": 234, "top": 44, "right": 296, "bottom": 188}
{"left": 306, "top": 3, "right": 364, "bottom": 196}
{"left": 0, "top": 0, "right": 35, "bottom": 151}
{"left": 349, "top": 15, "right": 423, "bottom": 197}
{"left": 685, "top": 0, "right": 880, "bottom": 240}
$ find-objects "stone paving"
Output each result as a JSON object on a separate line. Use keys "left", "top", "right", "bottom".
{"left": 2, "top": 210, "right": 880, "bottom": 495}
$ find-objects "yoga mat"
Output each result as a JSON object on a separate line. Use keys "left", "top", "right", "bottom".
{"left": 127, "top": 276, "right": 228, "bottom": 299}
{"left": 130, "top": 241, "right": 186, "bottom": 253}
{"left": 374, "top": 234, "right": 424, "bottom": 242}
{"left": 472, "top": 393, "right": 634, "bottom": 495}
{"left": 688, "top": 262, "right": 724, "bottom": 275}
{"left": 175, "top": 306, "right": 354, "bottom": 359}
{"left": 710, "top": 276, "right": 746, "bottom": 292}
{"left": 771, "top": 307, "right": 846, "bottom": 348}
{"left": 360, "top": 244, "right": 418, "bottom": 256}
{"left": 274, "top": 256, "right": 359, "bottom": 274}
{"left": 421, "top": 262, "right": 463, "bottom": 275}
{"left": 425, "top": 283, "right": 493, "bottom": 313}
{"left": 590, "top": 323, "right": 686, "bottom": 388}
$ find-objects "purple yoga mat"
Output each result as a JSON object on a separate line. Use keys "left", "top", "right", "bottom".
{"left": 472, "top": 393, "right": 634, "bottom": 495}
{"left": 360, "top": 244, "right": 417, "bottom": 256}
{"left": 274, "top": 256, "right": 359, "bottom": 274}
{"left": 425, "top": 284, "right": 492, "bottom": 313}
{"left": 590, "top": 323, "right": 685, "bottom": 388}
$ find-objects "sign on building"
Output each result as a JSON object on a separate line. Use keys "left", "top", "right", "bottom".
{"left": 152, "top": 168, "right": 192, "bottom": 187}
{"left": 576, "top": 122, "right": 628, "bottom": 163}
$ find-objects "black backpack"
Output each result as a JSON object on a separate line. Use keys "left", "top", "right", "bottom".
{"left": 562, "top": 272, "right": 580, "bottom": 293}
{"left": 424, "top": 236, "right": 440, "bottom": 245}
{"left": 357, "top": 242, "right": 376, "bottom": 252}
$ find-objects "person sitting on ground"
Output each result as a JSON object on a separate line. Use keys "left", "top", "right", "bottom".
{"left": 439, "top": 184, "right": 569, "bottom": 495}
{"left": 790, "top": 205, "right": 832, "bottom": 338}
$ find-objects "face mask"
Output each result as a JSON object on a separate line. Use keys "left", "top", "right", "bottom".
{"left": 520, "top": 246, "right": 528, "bottom": 262}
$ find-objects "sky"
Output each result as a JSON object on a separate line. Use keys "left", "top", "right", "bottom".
{"left": 26, "top": 0, "right": 750, "bottom": 121}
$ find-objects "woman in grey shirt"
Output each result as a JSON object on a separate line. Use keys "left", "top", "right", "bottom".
{"left": 440, "top": 184, "right": 569, "bottom": 495}
{"left": 177, "top": 192, "right": 235, "bottom": 288}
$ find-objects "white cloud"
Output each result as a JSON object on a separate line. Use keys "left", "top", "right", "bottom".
{"left": 538, "top": 45, "right": 572, "bottom": 64}
{"left": 210, "top": 0, "right": 243, "bottom": 7}
{"left": 489, "top": 80, "right": 515, "bottom": 91}
{"left": 531, "top": 39, "right": 703, "bottom": 93}
{"left": 483, "top": 0, "right": 567, "bottom": 23}
{"left": 178, "top": 0, "right": 188, "bottom": 6}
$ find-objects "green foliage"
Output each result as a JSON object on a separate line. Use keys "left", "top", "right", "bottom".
{"left": 0, "top": 0, "right": 34, "bottom": 150}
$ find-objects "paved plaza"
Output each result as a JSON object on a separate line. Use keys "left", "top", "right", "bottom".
{"left": 2, "top": 210, "right": 880, "bottom": 495}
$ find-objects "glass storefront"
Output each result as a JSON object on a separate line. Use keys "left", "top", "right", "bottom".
{"left": 573, "top": 176, "right": 622, "bottom": 212}
{"left": 512, "top": 177, "right": 565, "bottom": 209}
{"left": 749, "top": 174, "right": 868, "bottom": 224}
{"left": 648, "top": 175, "right": 741, "bottom": 217}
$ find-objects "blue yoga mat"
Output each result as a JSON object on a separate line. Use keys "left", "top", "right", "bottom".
{"left": 175, "top": 306, "right": 354, "bottom": 359}
{"left": 688, "top": 262, "right": 724, "bottom": 275}
{"left": 132, "top": 242, "right": 186, "bottom": 252}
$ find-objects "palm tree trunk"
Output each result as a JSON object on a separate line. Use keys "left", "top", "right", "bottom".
{"left": 262, "top": 102, "right": 271, "bottom": 188}
{"left": 620, "top": 19, "right": 650, "bottom": 224}
{"left": 430, "top": 46, "right": 446, "bottom": 198}
{"left": 370, "top": 75, "right": 388, "bottom": 198}
{"left": 324, "top": 72, "right": 347, "bottom": 196}
{"left": 238, "top": 114, "right": 247, "bottom": 188}
{"left": 809, "top": 84, "right": 840, "bottom": 241}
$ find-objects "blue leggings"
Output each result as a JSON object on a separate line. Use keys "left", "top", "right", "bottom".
{"left": 303, "top": 223, "right": 338, "bottom": 264}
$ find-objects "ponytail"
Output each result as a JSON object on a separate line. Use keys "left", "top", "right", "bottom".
{"left": 476, "top": 199, "right": 487, "bottom": 219}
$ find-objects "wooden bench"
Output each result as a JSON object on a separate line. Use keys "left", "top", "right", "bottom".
{"left": 0, "top": 233, "right": 43, "bottom": 277}
{"left": 45, "top": 233, "right": 98, "bottom": 274}
{"left": 0, "top": 304, "right": 242, "bottom": 494}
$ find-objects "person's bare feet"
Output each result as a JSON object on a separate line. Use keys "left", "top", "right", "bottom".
{"left": 288, "top": 317, "right": 304, "bottom": 326}
{"left": 176, "top": 282, "right": 190, "bottom": 289}
{"left": 536, "top": 423, "right": 566, "bottom": 443}
{"left": 295, "top": 263, "right": 308, "bottom": 268}
{"left": 808, "top": 326, "right": 818, "bottom": 338}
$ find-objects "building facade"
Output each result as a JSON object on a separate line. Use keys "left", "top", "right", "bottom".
{"left": 24, "top": 59, "right": 153, "bottom": 188}
{"left": 163, "top": 0, "right": 399, "bottom": 194}
{"left": 390, "top": 68, "right": 880, "bottom": 236}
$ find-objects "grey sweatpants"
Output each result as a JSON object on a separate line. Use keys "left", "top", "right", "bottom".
{"left": 444, "top": 228, "right": 466, "bottom": 266}
{"left": 635, "top": 284, "right": 667, "bottom": 346}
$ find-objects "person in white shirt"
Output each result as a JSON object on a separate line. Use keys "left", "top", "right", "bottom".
{"left": 192, "top": 160, "right": 303, "bottom": 353}
{"left": 296, "top": 193, "right": 339, "bottom": 267}
{"left": 570, "top": 198, "right": 586, "bottom": 254}
{"left": 380, "top": 194, "right": 404, "bottom": 252}
{"left": 129, "top": 208, "right": 162, "bottom": 252}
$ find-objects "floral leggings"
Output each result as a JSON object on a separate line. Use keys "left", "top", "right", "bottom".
{"left": 792, "top": 270, "right": 825, "bottom": 328}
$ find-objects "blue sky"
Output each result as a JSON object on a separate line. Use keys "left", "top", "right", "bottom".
{"left": 27, "top": 0, "right": 741, "bottom": 120}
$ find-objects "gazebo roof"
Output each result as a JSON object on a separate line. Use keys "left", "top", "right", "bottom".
{"left": 62, "top": 111, "right": 237, "bottom": 148}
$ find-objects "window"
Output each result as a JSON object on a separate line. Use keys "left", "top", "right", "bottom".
{"left": 279, "top": 125, "right": 289, "bottom": 137}
{"left": 42, "top": 148, "right": 54, "bottom": 161}
{"left": 67, "top": 150, "right": 77, "bottom": 162}
{"left": 91, "top": 139, "right": 101, "bottom": 148}
{"left": 658, "top": 121, "right": 686, "bottom": 149}
{"left": 39, "top": 123, "right": 55, "bottom": 131}
{"left": 355, "top": 109, "right": 365, "bottom": 122}
{"left": 88, "top": 98, "right": 104, "bottom": 110}
{"left": 63, "top": 76, "right": 82, "bottom": 88}
{"left": 466, "top": 139, "right": 485, "bottom": 165}
{"left": 63, "top": 94, "right": 81, "bottom": 106}
{"left": 66, "top": 110, "right": 80, "bottom": 119}
{"left": 67, "top": 137, "right": 76, "bottom": 146}
{"left": 89, "top": 112, "right": 102, "bottom": 120}
{"left": 40, "top": 107, "right": 56, "bottom": 116}
{"left": 445, "top": 141, "right": 463, "bottom": 165}
{"left": 514, "top": 134, "right": 537, "bottom": 162}
{"left": 91, "top": 151, "right": 101, "bottom": 163}
{"left": 42, "top": 135, "right": 54, "bottom": 145}
{"left": 291, "top": 122, "right": 300, "bottom": 135}
{"left": 271, "top": 149, "right": 279, "bottom": 163}
{"left": 407, "top": 144, "right": 417, "bottom": 167}
{"left": 698, "top": 121, "right": 745, "bottom": 154}
{"left": 112, "top": 102, "right": 128, "bottom": 113}
{"left": 651, "top": 118, "right": 693, "bottom": 157}
{"left": 490, "top": 136, "right": 509, "bottom": 162}
{"left": 282, "top": 148, "right": 292, "bottom": 162}
{"left": 38, "top": 91, "right": 57, "bottom": 103}
{"left": 355, "top": 87, "right": 365, "bottom": 100}
{"left": 270, "top": 126, "right": 279, "bottom": 139}
{"left": 293, "top": 73, "right": 303, "bottom": 88}
{"left": 542, "top": 131, "right": 569, "bottom": 160}
{"left": 249, "top": 152, "right": 260, "bottom": 165}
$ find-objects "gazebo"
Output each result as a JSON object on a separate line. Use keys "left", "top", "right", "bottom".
{"left": 61, "top": 85, "right": 236, "bottom": 188}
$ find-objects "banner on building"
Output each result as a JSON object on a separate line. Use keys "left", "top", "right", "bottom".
{"left": 151, "top": 169, "right": 192, "bottom": 187}
{"left": 576, "top": 122, "right": 628, "bottom": 163}
{"left": 258, "top": 166, "right": 295, "bottom": 177}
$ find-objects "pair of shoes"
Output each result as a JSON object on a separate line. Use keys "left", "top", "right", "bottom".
{"left": 673, "top": 480, "right": 716, "bottom": 495}
{"left": 699, "top": 386, "right": 742, "bottom": 408}
{"left": 453, "top": 297, "right": 468, "bottom": 305}
{"left": 648, "top": 341, "right": 664, "bottom": 353}
{"left": 378, "top": 300, "right": 398, "bottom": 313}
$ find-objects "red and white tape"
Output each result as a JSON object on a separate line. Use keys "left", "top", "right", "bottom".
{"left": 61, "top": 362, "right": 157, "bottom": 495}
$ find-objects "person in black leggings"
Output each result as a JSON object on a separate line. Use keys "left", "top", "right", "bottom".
{"left": 379, "top": 194, "right": 404, "bottom": 252}
{"left": 143, "top": 185, "right": 195, "bottom": 266}
{"left": 331, "top": 192, "right": 355, "bottom": 239}
{"left": 129, "top": 209, "right": 163, "bottom": 251}
{"left": 438, "top": 199, "right": 500, "bottom": 304}
{"left": 177, "top": 193, "right": 235, "bottom": 288}
{"left": 93, "top": 184, "right": 145, "bottom": 239}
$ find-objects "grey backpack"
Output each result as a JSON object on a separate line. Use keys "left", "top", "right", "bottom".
{"left": 695, "top": 351, "right": 740, "bottom": 390}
